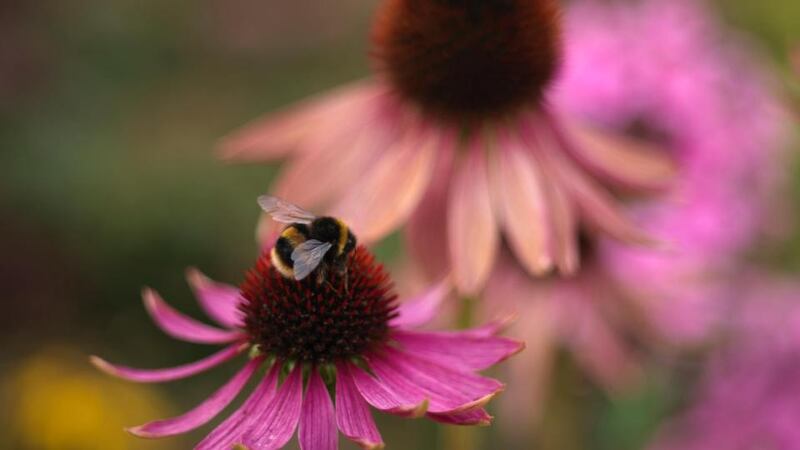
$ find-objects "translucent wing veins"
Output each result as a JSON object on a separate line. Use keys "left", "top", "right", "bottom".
{"left": 258, "top": 195, "right": 316, "bottom": 224}
{"left": 291, "top": 240, "right": 333, "bottom": 281}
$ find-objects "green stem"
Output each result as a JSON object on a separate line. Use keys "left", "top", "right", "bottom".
{"left": 441, "top": 296, "right": 480, "bottom": 450}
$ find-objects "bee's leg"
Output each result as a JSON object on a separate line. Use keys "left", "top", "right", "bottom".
{"left": 343, "top": 266, "right": 349, "bottom": 294}
{"left": 325, "top": 279, "right": 340, "bottom": 294}
{"left": 318, "top": 267, "right": 341, "bottom": 294}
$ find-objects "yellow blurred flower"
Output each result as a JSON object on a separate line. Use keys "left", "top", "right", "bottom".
{"left": 4, "top": 348, "right": 179, "bottom": 450}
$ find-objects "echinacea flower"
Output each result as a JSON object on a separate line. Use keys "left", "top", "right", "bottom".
{"left": 482, "top": 252, "right": 644, "bottom": 427}
{"left": 556, "top": 0, "right": 790, "bottom": 344}
{"left": 481, "top": 0, "right": 791, "bottom": 430}
{"left": 92, "top": 246, "right": 522, "bottom": 449}
{"left": 649, "top": 276, "right": 800, "bottom": 450}
{"left": 219, "top": 0, "right": 674, "bottom": 295}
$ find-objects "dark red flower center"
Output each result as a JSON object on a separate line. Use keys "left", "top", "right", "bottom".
{"left": 239, "top": 246, "right": 397, "bottom": 363}
{"left": 372, "top": 0, "right": 562, "bottom": 124}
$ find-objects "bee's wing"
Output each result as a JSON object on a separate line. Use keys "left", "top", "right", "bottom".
{"left": 291, "top": 239, "right": 333, "bottom": 281}
{"left": 258, "top": 195, "right": 316, "bottom": 224}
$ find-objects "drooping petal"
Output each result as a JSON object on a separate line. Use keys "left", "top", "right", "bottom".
{"left": 336, "top": 366, "right": 385, "bottom": 449}
{"left": 368, "top": 347, "right": 503, "bottom": 414}
{"left": 358, "top": 357, "right": 428, "bottom": 412}
{"left": 539, "top": 168, "right": 579, "bottom": 274}
{"left": 271, "top": 101, "right": 397, "bottom": 210}
{"left": 241, "top": 365, "right": 304, "bottom": 449}
{"left": 127, "top": 356, "right": 263, "bottom": 438}
{"left": 427, "top": 408, "right": 492, "bottom": 426}
{"left": 195, "top": 363, "right": 280, "bottom": 450}
{"left": 491, "top": 129, "right": 553, "bottom": 276}
{"left": 142, "top": 288, "right": 243, "bottom": 344}
{"left": 90, "top": 343, "right": 245, "bottom": 383}
{"left": 483, "top": 257, "right": 559, "bottom": 427}
{"left": 448, "top": 135, "right": 499, "bottom": 294}
{"left": 533, "top": 124, "right": 653, "bottom": 245}
{"left": 186, "top": 268, "right": 244, "bottom": 329}
{"left": 340, "top": 361, "right": 428, "bottom": 418}
{"left": 389, "top": 279, "right": 450, "bottom": 329}
{"left": 218, "top": 80, "right": 380, "bottom": 161}
{"left": 459, "top": 314, "right": 517, "bottom": 338}
{"left": 299, "top": 370, "right": 337, "bottom": 450}
{"left": 550, "top": 113, "right": 676, "bottom": 191}
{"left": 392, "top": 330, "right": 524, "bottom": 372}
{"left": 405, "top": 139, "right": 456, "bottom": 280}
{"left": 332, "top": 122, "right": 439, "bottom": 243}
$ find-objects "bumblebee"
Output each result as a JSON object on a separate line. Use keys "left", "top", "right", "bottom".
{"left": 258, "top": 196, "right": 357, "bottom": 282}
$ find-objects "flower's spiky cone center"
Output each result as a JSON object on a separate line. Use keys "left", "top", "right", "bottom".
{"left": 239, "top": 246, "right": 397, "bottom": 364}
{"left": 372, "top": 0, "right": 562, "bottom": 124}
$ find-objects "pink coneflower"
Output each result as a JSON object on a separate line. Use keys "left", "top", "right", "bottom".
{"left": 555, "top": 0, "right": 790, "bottom": 344}
{"left": 92, "top": 246, "right": 522, "bottom": 449}
{"left": 482, "top": 0, "right": 791, "bottom": 429}
{"left": 219, "top": 0, "right": 674, "bottom": 295}
{"left": 649, "top": 277, "right": 800, "bottom": 450}
{"left": 482, "top": 252, "right": 644, "bottom": 426}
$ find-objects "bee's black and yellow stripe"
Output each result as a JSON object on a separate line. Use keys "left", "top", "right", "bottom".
{"left": 270, "top": 217, "right": 355, "bottom": 280}
{"left": 334, "top": 218, "right": 349, "bottom": 255}
{"left": 270, "top": 224, "right": 310, "bottom": 278}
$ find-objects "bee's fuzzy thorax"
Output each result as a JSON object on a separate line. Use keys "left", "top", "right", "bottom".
{"left": 372, "top": 0, "right": 562, "bottom": 124}
{"left": 240, "top": 246, "right": 397, "bottom": 363}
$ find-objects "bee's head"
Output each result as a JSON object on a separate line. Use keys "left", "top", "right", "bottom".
{"left": 312, "top": 217, "right": 356, "bottom": 257}
{"left": 310, "top": 217, "right": 341, "bottom": 243}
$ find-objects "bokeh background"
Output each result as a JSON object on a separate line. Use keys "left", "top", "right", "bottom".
{"left": 1, "top": 0, "right": 798, "bottom": 449}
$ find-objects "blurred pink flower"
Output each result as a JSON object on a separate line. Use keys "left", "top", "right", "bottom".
{"left": 482, "top": 254, "right": 645, "bottom": 426}
{"left": 484, "top": 0, "right": 791, "bottom": 429}
{"left": 219, "top": 0, "right": 674, "bottom": 295}
{"left": 92, "top": 246, "right": 521, "bottom": 449}
{"left": 556, "top": 0, "right": 790, "bottom": 344}
{"left": 649, "top": 276, "right": 800, "bottom": 450}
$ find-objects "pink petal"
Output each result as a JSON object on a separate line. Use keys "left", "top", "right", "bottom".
{"left": 90, "top": 343, "right": 245, "bottom": 383}
{"left": 483, "top": 263, "right": 558, "bottom": 425}
{"left": 218, "top": 80, "right": 380, "bottom": 162}
{"left": 339, "top": 361, "right": 428, "bottom": 418}
{"left": 336, "top": 367, "right": 385, "bottom": 449}
{"left": 142, "top": 288, "right": 242, "bottom": 344}
{"left": 299, "top": 370, "right": 337, "bottom": 450}
{"left": 368, "top": 347, "right": 504, "bottom": 414}
{"left": 127, "top": 356, "right": 263, "bottom": 438}
{"left": 550, "top": 113, "right": 676, "bottom": 191}
{"left": 533, "top": 125, "right": 653, "bottom": 245}
{"left": 490, "top": 129, "right": 553, "bottom": 276}
{"left": 539, "top": 168, "right": 579, "bottom": 274}
{"left": 392, "top": 330, "right": 524, "bottom": 371}
{"left": 195, "top": 363, "right": 280, "bottom": 450}
{"left": 332, "top": 122, "right": 440, "bottom": 243}
{"left": 186, "top": 268, "right": 244, "bottom": 329}
{"left": 389, "top": 279, "right": 450, "bottom": 329}
{"left": 448, "top": 135, "right": 499, "bottom": 294}
{"left": 405, "top": 141, "right": 456, "bottom": 279}
{"left": 271, "top": 101, "right": 397, "bottom": 210}
{"left": 256, "top": 215, "right": 283, "bottom": 252}
{"left": 459, "top": 314, "right": 517, "bottom": 338}
{"left": 242, "top": 365, "right": 304, "bottom": 449}
{"left": 427, "top": 408, "right": 492, "bottom": 426}
{"left": 357, "top": 358, "right": 428, "bottom": 412}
